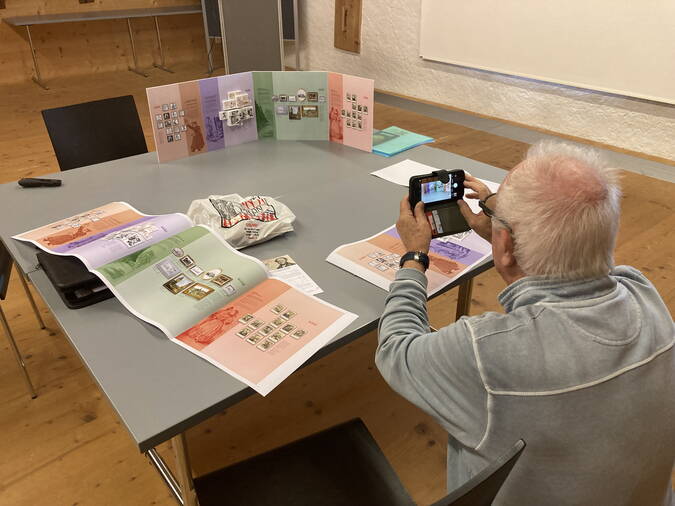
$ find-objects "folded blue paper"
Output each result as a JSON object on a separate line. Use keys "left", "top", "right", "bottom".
{"left": 372, "top": 126, "right": 434, "bottom": 157}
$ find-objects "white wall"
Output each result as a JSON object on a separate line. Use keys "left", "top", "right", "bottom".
{"left": 297, "top": 0, "right": 675, "bottom": 162}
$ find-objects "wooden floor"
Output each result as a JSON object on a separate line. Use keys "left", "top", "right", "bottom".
{"left": 0, "top": 63, "right": 673, "bottom": 506}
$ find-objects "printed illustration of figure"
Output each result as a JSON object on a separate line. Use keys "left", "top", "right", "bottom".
{"left": 429, "top": 241, "right": 473, "bottom": 261}
{"left": 186, "top": 121, "right": 205, "bottom": 152}
{"left": 43, "top": 225, "right": 91, "bottom": 247}
{"left": 273, "top": 256, "right": 295, "bottom": 269}
{"left": 329, "top": 107, "right": 343, "bottom": 141}
{"left": 433, "top": 257, "right": 461, "bottom": 276}
{"left": 205, "top": 116, "right": 224, "bottom": 142}
{"left": 179, "top": 306, "right": 240, "bottom": 345}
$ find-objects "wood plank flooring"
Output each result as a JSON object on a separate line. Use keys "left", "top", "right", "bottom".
{"left": 0, "top": 64, "right": 673, "bottom": 505}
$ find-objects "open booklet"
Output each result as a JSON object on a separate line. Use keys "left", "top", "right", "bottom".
{"left": 327, "top": 176, "right": 500, "bottom": 297}
{"left": 14, "top": 202, "right": 357, "bottom": 395}
{"left": 326, "top": 226, "right": 492, "bottom": 297}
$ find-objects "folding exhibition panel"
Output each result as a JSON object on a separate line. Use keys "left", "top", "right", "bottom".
{"left": 147, "top": 71, "right": 374, "bottom": 163}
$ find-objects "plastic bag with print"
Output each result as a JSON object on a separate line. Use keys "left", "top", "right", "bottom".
{"left": 187, "top": 194, "right": 296, "bottom": 249}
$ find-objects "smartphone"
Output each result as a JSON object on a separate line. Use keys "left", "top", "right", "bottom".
{"left": 409, "top": 169, "right": 470, "bottom": 238}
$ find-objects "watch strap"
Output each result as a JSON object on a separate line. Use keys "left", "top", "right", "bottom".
{"left": 399, "top": 251, "right": 430, "bottom": 271}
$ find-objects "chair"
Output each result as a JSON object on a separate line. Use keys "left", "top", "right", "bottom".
{"left": 192, "top": 418, "right": 525, "bottom": 506}
{"left": 1, "top": 240, "right": 46, "bottom": 399}
{"left": 41, "top": 95, "right": 148, "bottom": 171}
{"left": 431, "top": 439, "right": 525, "bottom": 506}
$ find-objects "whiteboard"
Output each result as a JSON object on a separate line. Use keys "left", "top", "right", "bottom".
{"left": 419, "top": 1, "right": 675, "bottom": 105}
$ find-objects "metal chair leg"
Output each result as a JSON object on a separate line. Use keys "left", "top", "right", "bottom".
{"left": 0, "top": 304, "right": 38, "bottom": 399}
{"left": 15, "top": 264, "right": 45, "bottom": 330}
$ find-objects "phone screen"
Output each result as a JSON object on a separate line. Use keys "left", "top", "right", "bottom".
{"left": 419, "top": 172, "right": 464, "bottom": 204}
{"left": 411, "top": 171, "right": 468, "bottom": 237}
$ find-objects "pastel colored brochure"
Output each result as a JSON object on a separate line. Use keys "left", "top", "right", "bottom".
{"left": 14, "top": 204, "right": 357, "bottom": 395}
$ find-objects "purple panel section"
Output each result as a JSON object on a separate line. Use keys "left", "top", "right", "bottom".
{"left": 199, "top": 77, "right": 226, "bottom": 152}
{"left": 216, "top": 72, "right": 259, "bottom": 147}
{"left": 384, "top": 227, "right": 483, "bottom": 264}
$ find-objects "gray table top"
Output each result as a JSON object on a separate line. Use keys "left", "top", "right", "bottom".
{"left": 3, "top": 5, "right": 201, "bottom": 27}
{"left": 2, "top": 142, "right": 506, "bottom": 452}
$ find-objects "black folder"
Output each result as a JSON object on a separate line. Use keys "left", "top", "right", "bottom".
{"left": 37, "top": 251, "right": 113, "bottom": 309}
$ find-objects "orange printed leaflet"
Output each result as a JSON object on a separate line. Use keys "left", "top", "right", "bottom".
{"left": 327, "top": 225, "right": 492, "bottom": 297}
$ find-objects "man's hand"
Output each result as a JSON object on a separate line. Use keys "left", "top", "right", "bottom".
{"left": 396, "top": 196, "right": 432, "bottom": 255}
{"left": 457, "top": 174, "right": 493, "bottom": 242}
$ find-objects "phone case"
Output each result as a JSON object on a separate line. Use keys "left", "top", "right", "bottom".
{"left": 409, "top": 170, "right": 470, "bottom": 238}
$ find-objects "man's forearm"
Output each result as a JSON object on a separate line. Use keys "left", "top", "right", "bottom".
{"left": 376, "top": 268, "right": 430, "bottom": 374}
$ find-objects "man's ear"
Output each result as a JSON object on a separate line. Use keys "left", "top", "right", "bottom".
{"left": 493, "top": 227, "right": 526, "bottom": 283}
{"left": 493, "top": 227, "right": 517, "bottom": 267}
{"left": 501, "top": 229, "right": 518, "bottom": 267}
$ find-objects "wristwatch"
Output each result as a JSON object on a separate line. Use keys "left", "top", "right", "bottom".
{"left": 399, "top": 251, "right": 430, "bottom": 271}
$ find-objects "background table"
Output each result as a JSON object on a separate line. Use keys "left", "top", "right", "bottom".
{"left": 0, "top": 141, "right": 506, "bottom": 505}
{"left": 3, "top": 5, "right": 202, "bottom": 89}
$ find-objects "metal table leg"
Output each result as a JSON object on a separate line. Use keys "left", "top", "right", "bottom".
{"left": 0, "top": 304, "right": 38, "bottom": 399}
{"left": 126, "top": 18, "right": 149, "bottom": 78}
{"left": 200, "top": 0, "right": 214, "bottom": 74}
{"left": 147, "top": 448, "right": 184, "bottom": 505}
{"left": 147, "top": 433, "right": 199, "bottom": 506}
{"left": 16, "top": 264, "right": 46, "bottom": 330}
{"left": 455, "top": 278, "right": 474, "bottom": 320}
{"left": 25, "top": 25, "right": 49, "bottom": 90}
{"left": 152, "top": 16, "right": 173, "bottom": 73}
{"left": 174, "top": 432, "right": 199, "bottom": 506}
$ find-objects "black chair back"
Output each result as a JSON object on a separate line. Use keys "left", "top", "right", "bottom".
{"left": 431, "top": 440, "right": 526, "bottom": 506}
{"left": 41, "top": 95, "right": 147, "bottom": 171}
{"left": 194, "top": 418, "right": 415, "bottom": 506}
{"left": 0, "top": 240, "right": 12, "bottom": 301}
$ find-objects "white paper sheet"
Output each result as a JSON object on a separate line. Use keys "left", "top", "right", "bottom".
{"left": 264, "top": 255, "right": 323, "bottom": 295}
{"left": 371, "top": 160, "right": 501, "bottom": 215}
{"left": 370, "top": 159, "right": 436, "bottom": 186}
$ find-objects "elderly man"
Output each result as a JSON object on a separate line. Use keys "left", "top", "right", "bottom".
{"left": 376, "top": 141, "right": 674, "bottom": 505}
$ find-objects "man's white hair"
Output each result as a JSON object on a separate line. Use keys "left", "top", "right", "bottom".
{"left": 496, "top": 140, "right": 621, "bottom": 280}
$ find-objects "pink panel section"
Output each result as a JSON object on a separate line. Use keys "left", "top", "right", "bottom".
{"left": 341, "top": 74, "right": 374, "bottom": 152}
{"left": 328, "top": 72, "right": 344, "bottom": 144}
{"left": 179, "top": 80, "right": 208, "bottom": 157}
{"left": 146, "top": 84, "right": 190, "bottom": 163}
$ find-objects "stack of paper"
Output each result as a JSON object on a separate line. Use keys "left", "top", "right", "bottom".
{"left": 372, "top": 126, "right": 434, "bottom": 157}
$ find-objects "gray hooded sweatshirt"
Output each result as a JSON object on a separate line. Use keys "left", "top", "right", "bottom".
{"left": 376, "top": 265, "right": 674, "bottom": 505}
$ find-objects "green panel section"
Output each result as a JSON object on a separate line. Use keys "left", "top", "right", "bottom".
{"left": 99, "top": 228, "right": 269, "bottom": 337}
{"left": 98, "top": 226, "right": 209, "bottom": 286}
{"left": 253, "top": 71, "right": 276, "bottom": 139}
{"left": 272, "top": 71, "right": 329, "bottom": 141}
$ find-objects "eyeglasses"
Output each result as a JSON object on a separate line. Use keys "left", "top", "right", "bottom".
{"left": 478, "top": 193, "right": 513, "bottom": 234}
